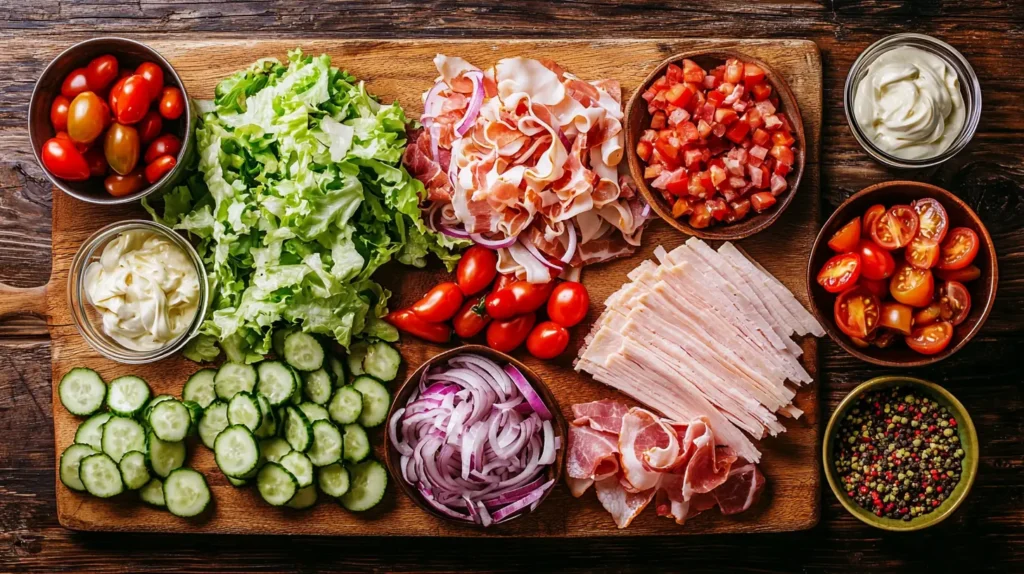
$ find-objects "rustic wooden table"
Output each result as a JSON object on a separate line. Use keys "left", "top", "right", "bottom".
{"left": 1, "top": 2, "right": 1021, "bottom": 572}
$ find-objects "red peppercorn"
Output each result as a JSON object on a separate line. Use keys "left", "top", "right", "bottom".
{"left": 950, "top": 418, "right": 957, "bottom": 427}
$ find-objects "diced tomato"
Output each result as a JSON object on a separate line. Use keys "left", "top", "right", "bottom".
{"left": 672, "top": 198, "right": 693, "bottom": 218}
{"left": 665, "top": 84, "right": 694, "bottom": 108}
{"left": 689, "top": 201, "right": 712, "bottom": 228}
{"left": 707, "top": 89, "right": 726, "bottom": 108}
{"left": 682, "top": 59, "right": 706, "bottom": 83}
{"left": 665, "top": 172, "right": 689, "bottom": 196}
{"left": 770, "top": 144, "right": 795, "bottom": 166}
{"left": 743, "top": 107, "right": 763, "bottom": 130}
{"left": 751, "top": 128, "right": 770, "bottom": 147}
{"left": 643, "top": 164, "right": 663, "bottom": 179}
{"left": 707, "top": 198, "right": 729, "bottom": 221}
{"left": 683, "top": 149, "right": 703, "bottom": 169}
{"left": 724, "top": 59, "right": 744, "bottom": 84}
{"left": 776, "top": 112, "right": 793, "bottom": 132}
{"left": 665, "top": 64, "right": 683, "bottom": 84}
{"left": 750, "top": 82, "right": 772, "bottom": 101}
{"left": 725, "top": 121, "right": 750, "bottom": 144}
{"left": 772, "top": 130, "right": 796, "bottom": 146}
{"left": 726, "top": 199, "right": 751, "bottom": 222}
{"left": 650, "top": 111, "right": 667, "bottom": 129}
{"left": 710, "top": 164, "right": 728, "bottom": 189}
{"left": 678, "top": 121, "right": 699, "bottom": 142}
{"left": 714, "top": 108, "right": 739, "bottom": 127}
{"left": 654, "top": 138, "right": 678, "bottom": 160}
{"left": 774, "top": 161, "right": 791, "bottom": 177}
{"left": 743, "top": 63, "right": 766, "bottom": 88}
{"left": 750, "top": 191, "right": 776, "bottom": 212}
{"left": 636, "top": 140, "right": 653, "bottom": 162}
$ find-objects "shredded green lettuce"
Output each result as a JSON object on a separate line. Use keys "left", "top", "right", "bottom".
{"left": 148, "top": 49, "right": 464, "bottom": 362}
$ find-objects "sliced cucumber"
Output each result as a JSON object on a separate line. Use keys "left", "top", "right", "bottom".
{"left": 163, "top": 468, "right": 210, "bottom": 518}
{"left": 58, "top": 368, "right": 106, "bottom": 416}
{"left": 183, "top": 369, "right": 217, "bottom": 408}
{"left": 257, "top": 462, "right": 298, "bottom": 506}
{"left": 118, "top": 450, "right": 150, "bottom": 490}
{"left": 362, "top": 341, "right": 401, "bottom": 382}
{"left": 101, "top": 416, "right": 147, "bottom": 463}
{"left": 214, "top": 362, "right": 257, "bottom": 400}
{"left": 256, "top": 361, "right": 298, "bottom": 406}
{"left": 59, "top": 444, "right": 97, "bottom": 491}
{"left": 142, "top": 395, "right": 175, "bottom": 421}
{"left": 307, "top": 420, "right": 343, "bottom": 467}
{"left": 302, "top": 368, "right": 332, "bottom": 405}
{"left": 139, "top": 478, "right": 165, "bottom": 507}
{"left": 199, "top": 400, "right": 229, "bottom": 449}
{"left": 148, "top": 399, "right": 191, "bottom": 442}
{"left": 74, "top": 412, "right": 112, "bottom": 450}
{"left": 327, "top": 355, "right": 347, "bottom": 388}
{"left": 282, "top": 406, "right": 312, "bottom": 452}
{"left": 79, "top": 452, "right": 124, "bottom": 498}
{"left": 351, "top": 376, "right": 390, "bottom": 428}
{"left": 286, "top": 485, "right": 318, "bottom": 509}
{"left": 272, "top": 326, "right": 296, "bottom": 358}
{"left": 283, "top": 331, "right": 324, "bottom": 372}
{"left": 342, "top": 423, "right": 371, "bottom": 463}
{"left": 279, "top": 451, "right": 314, "bottom": 488}
{"left": 227, "top": 475, "right": 248, "bottom": 487}
{"left": 259, "top": 437, "right": 292, "bottom": 464}
{"left": 317, "top": 463, "right": 350, "bottom": 497}
{"left": 298, "top": 402, "right": 329, "bottom": 423}
{"left": 147, "top": 431, "right": 186, "bottom": 478}
{"left": 182, "top": 400, "right": 203, "bottom": 436}
{"left": 328, "top": 386, "right": 363, "bottom": 426}
{"left": 227, "top": 392, "right": 262, "bottom": 432}
{"left": 339, "top": 459, "right": 387, "bottom": 512}
{"left": 346, "top": 341, "right": 368, "bottom": 376}
{"left": 106, "top": 375, "right": 151, "bottom": 417}
{"left": 214, "top": 425, "right": 260, "bottom": 479}
{"left": 253, "top": 394, "right": 277, "bottom": 438}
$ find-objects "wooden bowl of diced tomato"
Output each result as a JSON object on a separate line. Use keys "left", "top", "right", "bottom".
{"left": 624, "top": 51, "right": 805, "bottom": 240}
{"left": 806, "top": 181, "right": 998, "bottom": 367}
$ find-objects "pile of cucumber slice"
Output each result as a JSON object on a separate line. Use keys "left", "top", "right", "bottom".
{"left": 57, "top": 368, "right": 210, "bottom": 518}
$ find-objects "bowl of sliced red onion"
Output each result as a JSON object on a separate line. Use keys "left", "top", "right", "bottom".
{"left": 385, "top": 345, "right": 566, "bottom": 527}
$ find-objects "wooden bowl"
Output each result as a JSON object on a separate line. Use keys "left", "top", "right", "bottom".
{"left": 806, "top": 181, "right": 998, "bottom": 367}
{"left": 624, "top": 50, "right": 806, "bottom": 240}
{"left": 823, "top": 376, "right": 978, "bottom": 531}
{"left": 383, "top": 344, "right": 567, "bottom": 527}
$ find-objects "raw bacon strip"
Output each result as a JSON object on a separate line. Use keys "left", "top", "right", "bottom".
{"left": 566, "top": 425, "right": 620, "bottom": 483}
{"left": 594, "top": 476, "right": 655, "bottom": 529}
{"left": 572, "top": 399, "right": 629, "bottom": 434}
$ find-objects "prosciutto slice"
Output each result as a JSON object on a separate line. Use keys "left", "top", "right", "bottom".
{"left": 572, "top": 399, "right": 629, "bottom": 434}
{"left": 566, "top": 424, "right": 620, "bottom": 497}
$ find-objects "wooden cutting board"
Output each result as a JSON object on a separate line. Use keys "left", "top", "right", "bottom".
{"left": 34, "top": 38, "right": 822, "bottom": 536}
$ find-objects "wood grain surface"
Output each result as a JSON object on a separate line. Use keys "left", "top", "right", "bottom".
{"left": 1, "top": 1, "right": 1023, "bottom": 572}
{"left": 43, "top": 38, "right": 822, "bottom": 537}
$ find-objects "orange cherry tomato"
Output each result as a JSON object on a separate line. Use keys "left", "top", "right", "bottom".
{"left": 66, "top": 91, "right": 106, "bottom": 144}
{"left": 547, "top": 281, "right": 590, "bottom": 328}
{"left": 485, "top": 289, "right": 517, "bottom": 320}
{"left": 144, "top": 133, "right": 182, "bottom": 164}
{"left": 526, "top": 321, "right": 570, "bottom": 360}
{"left": 879, "top": 302, "right": 914, "bottom": 335}
{"left": 834, "top": 285, "right": 880, "bottom": 339}
{"left": 817, "top": 253, "right": 861, "bottom": 294}
{"left": 103, "top": 123, "right": 141, "bottom": 175}
{"left": 83, "top": 147, "right": 108, "bottom": 178}
{"left": 856, "top": 239, "right": 895, "bottom": 281}
{"left": 137, "top": 111, "right": 163, "bottom": 145}
{"left": 135, "top": 62, "right": 165, "bottom": 102}
{"left": 85, "top": 54, "right": 119, "bottom": 92}
{"left": 41, "top": 137, "right": 90, "bottom": 181}
{"left": 383, "top": 309, "right": 451, "bottom": 344}
{"left": 937, "top": 228, "right": 979, "bottom": 271}
{"left": 113, "top": 75, "right": 151, "bottom": 125}
{"left": 50, "top": 95, "right": 71, "bottom": 132}
{"left": 914, "top": 302, "right": 951, "bottom": 327}
{"left": 870, "top": 205, "right": 918, "bottom": 250}
{"left": 906, "top": 321, "right": 953, "bottom": 355}
{"left": 905, "top": 235, "right": 940, "bottom": 270}
{"left": 452, "top": 297, "right": 491, "bottom": 339}
{"left": 860, "top": 277, "right": 888, "bottom": 300}
{"left": 939, "top": 281, "right": 971, "bottom": 326}
{"left": 505, "top": 281, "right": 555, "bottom": 315}
{"left": 411, "top": 282, "right": 464, "bottom": 323}
{"left": 61, "top": 68, "right": 91, "bottom": 99}
{"left": 889, "top": 264, "right": 934, "bottom": 308}
{"left": 862, "top": 204, "right": 886, "bottom": 237}
{"left": 912, "top": 198, "right": 949, "bottom": 243}
{"left": 158, "top": 86, "right": 185, "bottom": 120}
{"left": 486, "top": 312, "right": 537, "bottom": 353}
{"left": 103, "top": 169, "right": 147, "bottom": 197}
{"left": 143, "top": 154, "right": 176, "bottom": 183}
{"left": 456, "top": 245, "right": 498, "bottom": 296}
{"left": 828, "top": 216, "right": 861, "bottom": 253}
{"left": 936, "top": 265, "right": 981, "bottom": 283}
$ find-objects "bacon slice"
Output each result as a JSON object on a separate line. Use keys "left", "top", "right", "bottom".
{"left": 565, "top": 424, "right": 620, "bottom": 494}
{"left": 594, "top": 476, "right": 655, "bottom": 529}
{"left": 571, "top": 399, "right": 629, "bottom": 434}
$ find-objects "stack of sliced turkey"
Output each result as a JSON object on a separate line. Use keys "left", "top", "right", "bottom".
{"left": 575, "top": 237, "right": 824, "bottom": 465}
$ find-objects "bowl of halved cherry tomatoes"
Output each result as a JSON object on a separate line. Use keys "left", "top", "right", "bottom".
{"left": 28, "top": 37, "right": 193, "bottom": 204}
{"left": 807, "top": 181, "right": 997, "bottom": 367}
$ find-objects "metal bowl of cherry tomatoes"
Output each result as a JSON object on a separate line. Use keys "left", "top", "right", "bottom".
{"left": 28, "top": 37, "right": 194, "bottom": 205}
{"left": 806, "top": 181, "right": 997, "bottom": 367}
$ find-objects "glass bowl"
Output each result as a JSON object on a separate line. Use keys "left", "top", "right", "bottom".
{"left": 844, "top": 33, "right": 981, "bottom": 169}
{"left": 68, "top": 220, "right": 209, "bottom": 364}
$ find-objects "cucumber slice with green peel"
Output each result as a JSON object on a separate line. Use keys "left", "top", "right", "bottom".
{"left": 272, "top": 326, "right": 296, "bottom": 358}
{"left": 106, "top": 375, "right": 151, "bottom": 417}
{"left": 256, "top": 361, "right": 298, "bottom": 407}
{"left": 286, "top": 485, "right": 318, "bottom": 509}
{"left": 259, "top": 437, "right": 292, "bottom": 464}
{"left": 339, "top": 459, "right": 387, "bottom": 512}
{"left": 60, "top": 444, "right": 97, "bottom": 491}
{"left": 199, "top": 401, "right": 229, "bottom": 450}
{"left": 59, "top": 368, "right": 106, "bottom": 416}
{"left": 346, "top": 342, "right": 368, "bottom": 377}
{"left": 307, "top": 420, "right": 343, "bottom": 467}
{"left": 118, "top": 450, "right": 150, "bottom": 490}
{"left": 75, "top": 412, "right": 112, "bottom": 450}
{"left": 79, "top": 452, "right": 124, "bottom": 498}
{"left": 101, "top": 416, "right": 147, "bottom": 463}
{"left": 342, "top": 423, "right": 370, "bottom": 463}
{"left": 214, "top": 425, "right": 260, "bottom": 479}
{"left": 148, "top": 399, "right": 191, "bottom": 442}
{"left": 298, "top": 402, "right": 329, "bottom": 423}
{"left": 282, "top": 406, "right": 313, "bottom": 452}
{"left": 327, "top": 355, "right": 347, "bottom": 388}
{"left": 226, "top": 475, "right": 249, "bottom": 487}
{"left": 362, "top": 342, "right": 401, "bottom": 382}
{"left": 163, "top": 468, "right": 210, "bottom": 518}
{"left": 139, "top": 478, "right": 165, "bottom": 507}
{"left": 351, "top": 376, "right": 390, "bottom": 428}
{"left": 182, "top": 400, "right": 203, "bottom": 436}
{"left": 254, "top": 394, "right": 278, "bottom": 438}
{"left": 328, "top": 386, "right": 363, "bottom": 426}
{"left": 147, "top": 431, "right": 186, "bottom": 478}
{"left": 227, "top": 392, "right": 262, "bottom": 432}
{"left": 215, "top": 362, "right": 257, "bottom": 400}
{"left": 279, "top": 451, "right": 314, "bottom": 488}
{"left": 317, "top": 463, "right": 350, "bottom": 497}
{"left": 283, "top": 331, "right": 324, "bottom": 372}
{"left": 302, "top": 368, "right": 332, "bottom": 405}
{"left": 183, "top": 369, "right": 217, "bottom": 408}
{"left": 257, "top": 462, "right": 298, "bottom": 506}
{"left": 142, "top": 395, "right": 175, "bottom": 421}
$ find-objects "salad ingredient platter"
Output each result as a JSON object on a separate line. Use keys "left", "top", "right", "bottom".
{"left": 28, "top": 38, "right": 821, "bottom": 536}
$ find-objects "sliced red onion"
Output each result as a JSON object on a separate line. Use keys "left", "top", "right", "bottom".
{"left": 641, "top": 202, "right": 652, "bottom": 218}
{"left": 455, "top": 71, "right": 484, "bottom": 137}
{"left": 521, "top": 238, "right": 564, "bottom": 272}
{"left": 503, "top": 364, "right": 554, "bottom": 421}
{"left": 421, "top": 81, "right": 447, "bottom": 125}
{"left": 429, "top": 122, "right": 442, "bottom": 165}
{"left": 470, "top": 232, "right": 518, "bottom": 250}
{"left": 557, "top": 128, "right": 572, "bottom": 152}
{"left": 492, "top": 480, "right": 554, "bottom": 522}
{"left": 440, "top": 224, "right": 471, "bottom": 239}
{"left": 560, "top": 222, "right": 577, "bottom": 265}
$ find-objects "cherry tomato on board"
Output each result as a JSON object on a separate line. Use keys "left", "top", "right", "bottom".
{"left": 103, "top": 123, "right": 140, "bottom": 175}
{"left": 159, "top": 87, "right": 185, "bottom": 120}
{"left": 827, "top": 216, "right": 861, "bottom": 253}
{"left": 937, "top": 228, "right": 980, "bottom": 271}
{"left": 452, "top": 297, "right": 491, "bottom": 339}
{"left": 939, "top": 281, "right": 972, "bottom": 326}
{"left": 862, "top": 204, "right": 886, "bottom": 238}
{"left": 383, "top": 309, "right": 451, "bottom": 344}
{"left": 484, "top": 289, "right": 517, "bottom": 320}
{"left": 906, "top": 321, "right": 954, "bottom": 355}
{"left": 83, "top": 147, "right": 107, "bottom": 178}
{"left": 860, "top": 277, "right": 888, "bottom": 300}
{"left": 41, "top": 137, "right": 90, "bottom": 181}
{"left": 879, "top": 302, "right": 914, "bottom": 335}
{"left": 504, "top": 281, "right": 555, "bottom": 315}
{"left": 61, "top": 68, "right": 91, "bottom": 99}
{"left": 912, "top": 198, "right": 949, "bottom": 243}
{"left": 113, "top": 75, "right": 151, "bottom": 125}
{"left": 905, "top": 235, "right": 940, "bottom": 270}
{"left": 144, "top": 133, "right": 182, "bottom": 164}
{"left": 50, "top": 95, "right": 71, "bottom": 132}
{"left": 856, "top": 239, "right": 895, "bottom": 280}
{"left": 890, "top": 264, "right": 935, "bottom": 308}
{"left": 135, "top": 62, "right": 165, "bottom": 102}
{"left": 834, "top": 285, "right": 880, "bottom": 339}
{"left": 456, "top": 245, "right": 498, "bottom": 296}
{"left": 817, "top": 253, "right": 861, "bottom": 294}
{"left": 67, "top": 91, "right": 107, "bottom": 144}
{"left": 103, "top": 169, "right": 147, "bottom": 197}
{"left": 486, "top": 312, "right": 537, "bottom": 353}
{"left": 85, "top": 55, "right": 119, "bottom": 92}
{"left": 137, "top": 111, "right": 163, "bottom": 145}
{"left": 936, "top": 265, "right": 981, "bottom": 283}
{"left": 526, "top": 321, "right": 570, "bottom": 360}
{"left": 411, "top": 282, "right": 464, "bottom": 323}
{"left": 547, "top": 281, "right": 590, "bottom": 328}
{"left": 144, "top": 154, "right": 177, "bottom": 183}
{"left": 871, "top": 205, "right": 918, "bottom": 250}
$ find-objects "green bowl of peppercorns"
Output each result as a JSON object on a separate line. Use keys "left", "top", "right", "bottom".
{"left": 824, "top": 376, "right": 978, "bottom": 531}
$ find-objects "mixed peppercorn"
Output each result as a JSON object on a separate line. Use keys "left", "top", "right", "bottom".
{"left": 832, "top": 386, "right": 965, "bottom": 521}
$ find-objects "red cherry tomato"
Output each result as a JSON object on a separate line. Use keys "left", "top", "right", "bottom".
{"left": 862, "top": 204, "right": 886, "bottom": 237}
{"left": 383, "top": 309, "right": 451, "bottom": 344}
{"left": 870, "top": 205, "right": 918, "bottom": 250}
{"left": 828, "top": 216, "right": 861, "bottom": 253}
{"left": 936, "top": 265, "right": 981, "bottom": 283}
{"left": 857, "top": 239, "right": 895, "bottom": 280}
{"left": 113, "top": 75, "right": 151, "bottom": 125}
{"left": 912, "top": 198, "right": 949, "bottom": 243}
{"left": 878, "top": 302, "right": 914, "bottom": 336}
{"left": 456, "top": 245, "right": 499, "bottom": 296}
{"left": 914, "top": 302, "right": 948, "bottom": 327}
{"left": 817, "top": 253, "right": 861, "bottom": 294}
{"left": 906, "top": 321, "right": 953, "bottom": 355}
{"left": 547, "top": 281, "right": 590, "bottom": 327}
{"left": 889, "top": 264, "right": 935, "bottom": 308}
{"left": 505, "top": 281, "right": 555, "bottom": 315}
{"left": 104, "top": 123, "right": 141, "bottom": 176}
{"left": 83, "top": 147, "right": 107, "bottom": 178}
{"left": 939, "top": 281, "right": 971, "bottom": 326}
{"left": 452, "top": 297, "right": 491, "bottom": 339}
{"left": 486, "top": 312, "right": 537, "bottom": 353}
{"left": 144, "top": 133, "right": 182, "bottom": 164}
{"left": 493, "top": 273, "right": 516, "bottom": 292}
{"left": 135, "top": 62, "right": 165, "bottom": 102}
{"left": 144, "top": 154, "right": 177, "bottom": 184}
{"left": 50, "top": 95, "right": 71, "bottom": 132}
{"left": 158, "top": 86, "right": 185, "bottom": 120}
{"left": 905, "top": 236, "right": 940, "bottom": 270}
{"left": 485, "top": 289, "right": 517, "bottom": 320}
{"left": 937, "top": 228, "right": 980, "bottom": 271}
{"left": 526, "top": 321, "right": 570, "bottom": 359}
{"left": 41, "top": 137, "right": 90, "bottom": 181}
{"left": 67, "top": 92, "right": 106, "bottom": 144}
{"left": 61, "top": 68, "right": 91, "bottom": 99}
{"left": 860, "top": 277, "right": 888, "bottom": 299}
{"left": 108, "top": 75, "right": 128, "bottom": 112}
{"left": 137, "top": 111, "right": 163, "bottom": 145}
{"left": 85, "top": 55, "right": 119, "bottom": 92}
{"left": 103, "top": 169, "right": 146, "bottom": 197}
{"left": 833, "top": 285, "right": 881, "bottom": 340}
{"left": 410, "top": 282, "right": 464, "bottom": 323}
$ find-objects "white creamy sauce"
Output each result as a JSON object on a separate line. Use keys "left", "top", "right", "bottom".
{"left": 853, "top": 46, "right": 965, "bottom": 160}
{"left": 84, "top": 230, "right": 200, "bottom": 351}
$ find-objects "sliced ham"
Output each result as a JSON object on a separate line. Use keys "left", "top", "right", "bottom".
{"left": 572, "top": 399, "right": 629, "bottom": 434}
{"left": 566, "top": 424, "right": 620, "bottom": 487}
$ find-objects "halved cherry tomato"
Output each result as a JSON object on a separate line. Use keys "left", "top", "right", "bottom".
{"left": 547, "top": 281, "right": 589, "bottom": 327}
{"left": 526, "top": 321, "right": 570, "bottom": 360}
{"left": 135, "top": 62, "right": 165, "bottom": 102}
{"left": 50, "top": 95, "right": 71, "bottom": 133}
{"left": 103, "top": 169, "right": 146, "bottom": 197}
{"left": 939, "top": 281, "right": 971, "bottom": 326}
{"left": 817, "top": 253, "right": 861, "bottom": 294}
{"left": 85, "top": 55, "right": 119, "bottom": 92}
{"left": 834, "top": 285, "right": 880, "bottom": 339}
{"left": 879, "top": 302, "right": 914, "bottom": 335}
{"left": 452, "top": 297, "right": 491, "bottom": 339}
{"left": 905, "top": 235, "right": 940, "bottom": 270}
{"left": 83, "top": 147, "right": 107, "bottom": 177}
{"left": 144, "top": 133, "right": 182, "bottom": 164}
{"left": 906, "top": 321, "right": 953, "bottom": 355}
{"left": 486, "top": 312, "right": 537, "bottom": 353}
{"left": 828, "top": 216, "right": 861, "bottom": 253}
{"left": 856, "top": 239, "right": 895, "bottom": 280}
{"left": 873, "top": 329, "right": 898, "bottom": 349}
{"left": 61, "top": 68, "right": 91, "bottom": 99}
{"left": 936, "top": 265, "right": 981, "bottom": 283}
{"left": 41, "top": 137, "right": 90, "bottom": 181}
{"left": 485, "top": 289, "right": 517, "bottom": 320}
{"left": 861, "top": 277, "right": 888, "bottom": 299}
{"left": 890, "top": 264, "right": 934, "bottom": 307}
{"left": 384, "top": 309, "right": 451, "bottom": 344}
{"left": 862, "top": 204, "right": 886, "bottom": 237}
{"left": 104, "top": 123, "right": 140, "bottom": 175}
{"left": 159, "top": 87, "right": 185, "bottom": 120}
{"left": 411, "top": 282, "right": 464, "bottom": 323}
{"left": 456, "top": 245, "right": 498, "bottom": 296}
{"left": 937, "top": 227, "right": 979, "bottom": 271}
{"left": 912, "top": 198, "right": 949, "bottom": 243}
{"left": 113, "top": 75, "right": 151, "bottom": 125}
{"left": 137, "top": 111, "right": 163, "bottom": 145}
{"left": 504, "top": 281, "right": 555, "bottom": 315}
{"left": 67, "top": 92, "right": 106, "bottom": 144}
{"left": 871, "top": 205, "right": 918, "bottom": 250}
{"left": 143, "top": 154, "right": 176, "bottom": 183}
{"left": 914, "top": 302, "right": 951, "bottom": 327}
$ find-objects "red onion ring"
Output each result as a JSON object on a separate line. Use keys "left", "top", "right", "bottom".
{"left": 520, "top": 238, "right": 564, "bottom": 272}
{"left": 455, "top": 71, "right": 485, "bottom": 137}
{"left": 557, "top": 129, "right": 572, "bottom": 152}
{"left": 560, "top": 222, "right": 577, "bottom": 265}
{"left": 470, "top": 232, "right": 518, "bottom": 250}
{"left": 421, "top": 81, "right": 447, "bottom": 126}
{"left": 503, "top": 364, "right": 553, "bottom": 421}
